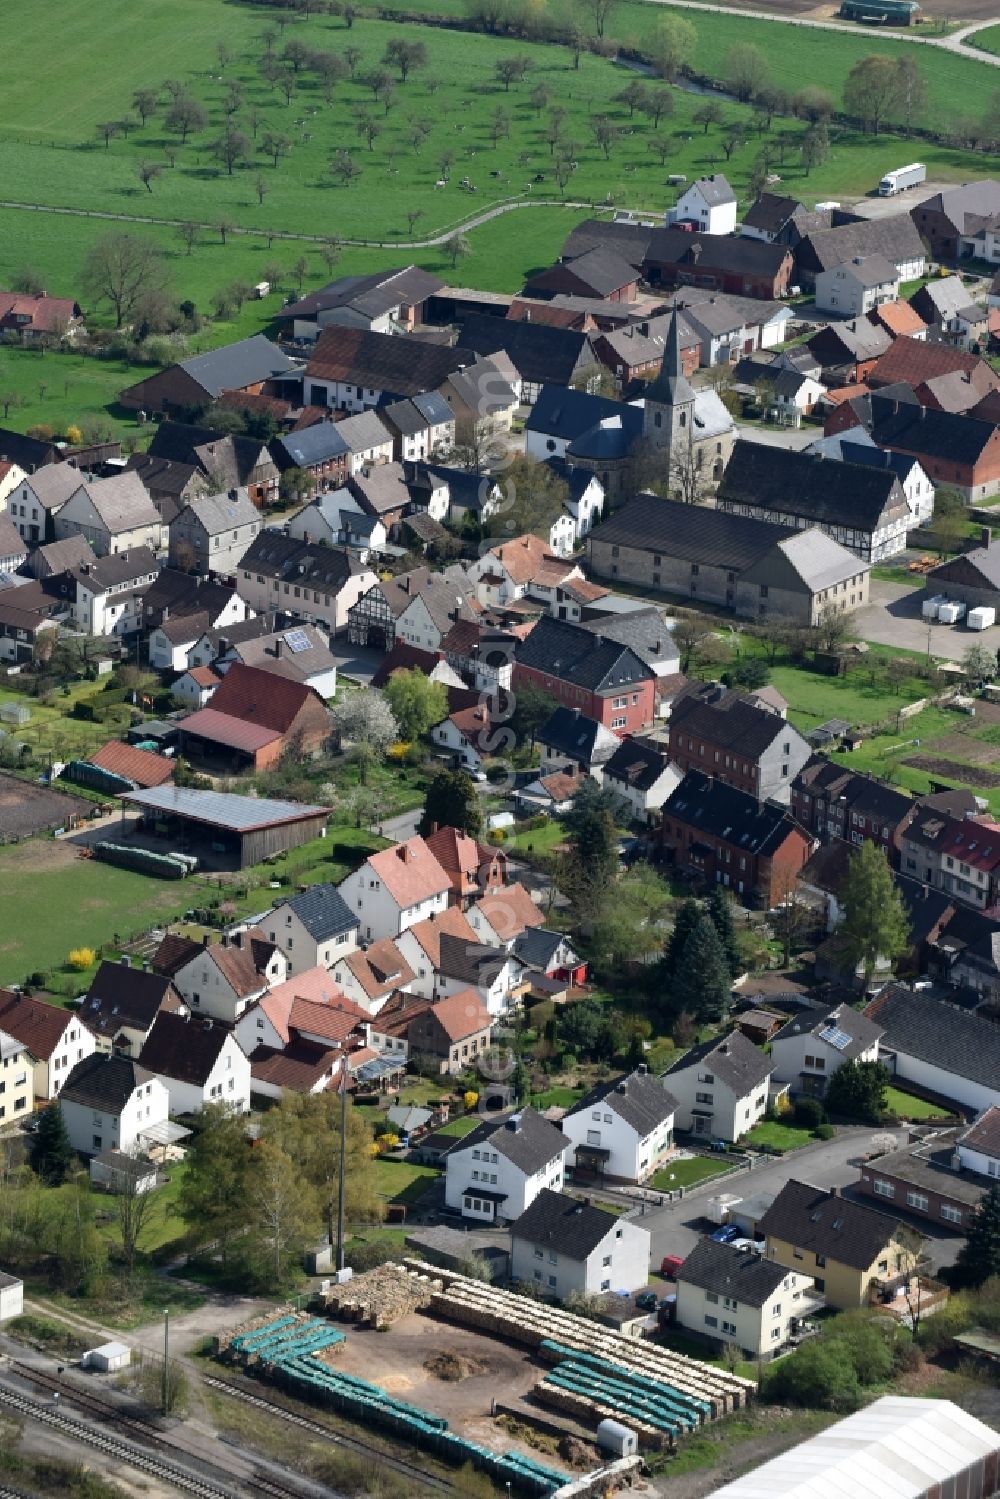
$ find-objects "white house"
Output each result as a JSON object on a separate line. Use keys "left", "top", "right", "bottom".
{"left": 285, "top": 490, "right": 388, "bottom": 559}
{"left": 138, "top": 1012, "right": 251, "bottom": 1116}
{"left": 561, "top": 470, "right": 605, "bottom": 548}
{"left": 59, "top": 1054, "right": 170, "bottom": 1157}
{"left": 955, "top": 1106, "right": 1000, "bottom": 1180}
{"left": 809, "top": 428, "right": 935, "bottom": 527}
{"left": 5, "top": 462, "right": 82, "bottom": 545}
{"left": 435, "top": 932, "right": 523, "bottom": 1018}
{"left": 332, "top": 937, "right": 414, "bottom": 1013}
{"left": 675, "top": 1239, "right": 820, "bottom": 1358}
{"left": 444, "top": 1107, "right": 569, "bottom": 1223}
{"left": 561, "top": 1067, "right": 677, "bottom": 1185}
{"left": 168, "top": 932, "right": 286, "bottom": 1024}
{"left": 469, "top": 884, "right": 545, "bottom": 949}
{"left": 69, "top": 547, "right": 158, "bottom": 638}
{"left": 0, "top": 516, "right": 27, "bottom": 572}
{"left": 147, "top": 589, "right": 250, "bottom": 671}
{"left": 814, "top": 256, "right": 899, "bottom": 318}
{"left": 769, "top": 1003, "right": 883, "bottom": 1100}
{"left": 54, "top": 473, "right": 163, "bottom": 557}
{"left": 469, "top": 533, "right": 558, "bottom": 606}
{"left": 234, "top": 969, "right": 369, "bottom": 1057}
{"left": 430, "top": 704, "right": 493, "bottom": 774}
{"left": 171, "top": 665, "right": 219, "bottom": 709}
{"left": 602, "top": 739, "right": 682, "bottom": 827}
{"left": 383, "top": 393, "right": 455, "bottom": 462}
{"left": 0, "top": 461, "right": 26, "bottom": 512}
{"left": 662, "top": 1032, "right": 774, "bottom": 1143}
{"left": 337, "top": 411, "right": 395, "bottom": 473}
{"left": 396, "top": 907, "right": 480, "bottom": 1000}
{"left": 510, "top": 1188, "right": 651, "bottom": 1298}
{"left": 680, "top": 296, "right": 792, "bottom": 367}
{"left": 338, "top": 836, "right": 451, "bottom": 942}
{"left": 0, "top": 991, "right": 96, "bottom": 1102}
{"left": 668, "top": 175, "right": 737, "bottom": 236}
{"left": 251, "top": 882, "right": 361, "bottom": 977}
{"left": 866, "top": 984, "right": 1000, "bottom": 1115}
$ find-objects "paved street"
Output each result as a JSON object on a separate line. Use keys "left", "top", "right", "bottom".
{"left": 635, "top": 1127, "right": 964, "bottom": 1278}
{"left": 856, "top": 579, "right": 1000, "bottom": 657}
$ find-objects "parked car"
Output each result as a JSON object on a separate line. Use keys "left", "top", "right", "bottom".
{"left": 635, "top": 1289, "right": 659, "bottom": 1312}
{"left": 710, "top": 1224, "right": 741, "bottom": 1244}
{"left": 660, "top": 1254, "right": 685, "bottom": 1279}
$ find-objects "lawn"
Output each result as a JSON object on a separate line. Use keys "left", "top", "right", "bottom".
{"left": 968, "top": 24, "right": 1000, "bottom": 56}
{"left": 506, "top": 819, "right": 570, "bottom": 859}
{"left": 651, "top": 1154, "right": 734, "bottom": 1190}
{"left": 884, "top": 1085, "right": 955, "bottom": 1121}
{"left": 433, "top": 1115, "right": 481, "bottom": 1137}
{"left": 528, "top": 1085, "right": 585, "bottom": 1109}
{"left": 0, "top": 347, "right": 149, "bottom": 447}
{"left": 373, "top": 1158, "right": 441, "bottom": 1206}
{"left": 747, "top": 1119, "right": 817, "bottom": 1152}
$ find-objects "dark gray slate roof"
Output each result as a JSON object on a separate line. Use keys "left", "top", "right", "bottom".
{"left": 513, "top": 927, "right": 568, "bottom": 971}
{"left": 797, "top": 215, "right": 925, "bottom": 275}
{"left": 450, "top": 1107, "right": 568, "bottom": 1175}
{"left": 662, "top": 771, "right": 803, "bottom": 859}
{"left": 758, "top": 1179, "right": 902, "bottom": 1269}
{"left": 437, "top": 932, "right": 512, "bottom": 987}
{"left": 566, "top": 1068, "right": 678, "bottom": 1136}
{"left": 61, "top": 1053, "right": 155, "bottom": 1113}
{"left": 866, "top": 983, "right": 1000, "bottom": 1092}
{"left": 663, "top": 1030, "right": 773, "bottom": 1095}
{"left": 604, "top": 736, "right": 671, "bottom": 793}
{"left": 670, "top": 684, "right": 800, "bottom": 760}
{"left": 526, "top": 386, "right": 630, "bottom": 443}
{"left": 590, "top": 492, "right": 795, "bottom": 570}
{"left": 771, "top": 1001, "right": 884, "bottom": 1062}
{"left": 677, "top": 1239, "right": 791, "bottom": 1307}
{"left": 457, "top": 316, "right": 597, "bottom": 387}
{"left": 510, "top": 1187, "right": 624, "bottom": 1259}
{"left": 517, "top": 616, "right": 651, "bottom": 694}
{"left": 280, "top": 882, "right": 360, "bottom": 942}
{"left": 718, "top": 439, "right": 908, "bottom": 534}
{"left": 536, "top": 705, "right": 617, "bottom": 764}
{"left": 275, "top": 421, "right": 349, "bottom": 468}
{"left": 179, "top": 335, "right": 299, "bottom": 399}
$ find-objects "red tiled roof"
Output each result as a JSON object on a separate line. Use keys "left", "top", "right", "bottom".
{"left": 184, "top": 666, "right": 220, "bottom": 688}
{"left": 473, "top": 883, "right": 544, "bottom": 942}
{"left": 288, "top": 996, "right": 365, "bottom": 1045}
{"left": 403, "top": 906, "right": 479, "bottom": 968}
{"left": 870, "top": 335, "right": 998, "bottom": 390}
{"left": 89, "top": 740, "right": 175, "bottom": 789}
{"left": 179, "top": 707, "right": 281, "bottom": 753}
{"left": 538, "top": 769, "right": 584, "bottom": 803}
{"left": 206, "top": 662, "right": 320, "bottom": 733}
{"left": 870, "top": 302, "right": 926, "bottom": 338}
{"left": 0, "top": 989, "right": 76, "bottom": 1061}
{"left": 488, "top": 534, "right": 559, "bottom": 586}
{"left": 421, "top": 987, "right": 491, "bottom": 1042}
{"left": 254, "top": 966, "right": 360, "bottom": 1044}
{"left": 0, "top": 291, "right": 79, "bottom": 333}
{"left": 424, "top": 825, "right": 500, "bottom": 884}
{"left": 366, "top": 837, "right": 451, "bottom": 909}
{"left": 370, "top": 641, "right": 440, "bottom": 689}
{"left": 342, "top": 940, "right": 414, "bottom": 1001}
{"left": 206, "top": 939, "right": 272, "bottom": 999}
{"left": 447, "top": 703, "right": 494, "bottom": 744}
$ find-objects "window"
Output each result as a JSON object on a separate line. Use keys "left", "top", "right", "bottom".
{"left": 815, "top": 1255, "right": 826, "bottom": 1269}
{"left": 706, "top": 1291, "right": 718, "bottom": 1304}
{"left": 773, "top": 1304, "right": 782, "bottom": 1316}
{"left": 551, "top": 1275, "right": 559, "bottom": 1288}
{"left": 941, "top": 1203, "right": 962, "bottom": 1224}
{"left": 906, "top": 1189, "right": 929, "bottom": 1212}
{"left": 793, "top": 1247, "right": 803, "bottom": 1260}
{"left": 534, "top": 1248, "right": 543, "bottom": 1259}
{"left": 873, "top": 1179, "right": 895, "bottom": 1199}
{"left": 722, "top": 1320, "right": 736, "bottom": 1335}
{"left": 704, "top": 1315, "right": 718, "bottom": 1329}
{"left": 602, "top": 1255, "right": 612, "bottom": 1267}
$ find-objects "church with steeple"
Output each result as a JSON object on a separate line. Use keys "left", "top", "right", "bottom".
{"left": 552, "top": 310, "right": 735, "bottom": 505}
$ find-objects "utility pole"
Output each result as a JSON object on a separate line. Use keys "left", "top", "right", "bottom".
{"left": 162, "top": 1309, "right": 170, "bottom": 1416}
{"left": 336, "top": 1059, "right": 347, "bottom": 1273}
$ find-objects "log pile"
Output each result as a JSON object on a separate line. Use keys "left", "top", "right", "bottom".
{"left": 320, "top": 1262, "right": 441, "bottom": 1329}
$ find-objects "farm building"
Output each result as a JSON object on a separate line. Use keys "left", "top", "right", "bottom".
{"left": 0, "top": 1272, "right": 23, "bottom": 1322}
{"left": 120, "top": 786, "right": 330, "bottom": 869}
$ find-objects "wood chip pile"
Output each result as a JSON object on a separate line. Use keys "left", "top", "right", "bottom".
{"left": 319, "top": 1262, "right": 441, "bottom": 1329}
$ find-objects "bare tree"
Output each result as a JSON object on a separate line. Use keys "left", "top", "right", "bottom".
{"left": 330, "top": 149, "right": 361, "bottom": 186}
{"left": 177, "top": 222, "right": 199, "bottom": 256}
{"left": 138, "top": 162, "right": 162, "bottom": 193}
{"left": 82, "top": 233, "right": 166, "bottom": 328}
{"left": 165, "top": 94, "right": 207, "bottom": 143}
{"left": 132, "top": 88, "right": 159, "bottom": 126}
{"left": 260, "top": 130, "right": 292, "bottom": 168}
{"left": 113, "top": 1152, "right": 158, "bottom": 1277}
{"left": 96, "top": 120, "right": 121, "bottom": 150}
{"left": 587, "top": 0, "right": 620, "bottom": 39}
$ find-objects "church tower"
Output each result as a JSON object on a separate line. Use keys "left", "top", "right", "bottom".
{"left": 643, "top": 309, "right": 695, "bottom": 459}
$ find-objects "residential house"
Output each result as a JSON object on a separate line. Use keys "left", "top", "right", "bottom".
{"left": 470, "top": 883, "right": 544, "bottom": 948}
{"left": 867, "top": 299, "right": 928, "bottom": 341}
{"left": 438, "top": 355, "right": 521, "bottom": 437}
{"left": 561, "top": 1067, "right": 677, "bottom": 1184}
{"left": 807, "top": 429, "right": 935, "bottom": 528}
{"left": 0, "top": 517, "right": 26, "bottom": 573}
{"left": 394, "top": 570, "right": 479, "bottom": 653}
{"left": 236, "top": 531, "right": 376, "bottom": 636}
{"left": 53, "top": 547, "right": 158, "bottom": 639}
{"left": 925, "top": 535, "right": 1000, "bottom": 611}
{"left": 213, "top": 621, "right": 338, "bottom": 700}
{"left": 540, "top": 460, "right": 605, "bottom": 553}
{"left": 0, "top": 289, "right": 82, "bottom": 345}
{"left": 794, "top": 215, "right": 926, "bottom": 289}
{"left": 602, "top": 737, "right": 681, "bottom": 827}
{"left": 53, "top": 473, "right": 163, "bottom": 557}
{"left": 0, "top": 586, "right": 62, "bottom": 665}
{"left": 24, "top": 534, "right": 94, "bottom": 581}
{"left": 393, "top": 989, "right": 492, "bottom": 1075}
{"left": 665, "top": 683, "right": 812, "bottom": 804}
{"left": 678, "top": 293, "right": 792, "bottom": 367}
{"left": 642, "top": 231, "right": 794, "bottom": 300}
{"left": 660, "top": 771, "right": 815, "bottom": 907}
{"left": 332, "top": 938, "right": 415, "bottom": 1013}
{"left": 514, "top": 616, "right": 655, "bottom": 735}
{"left": 0, "top": 426, "right": 60, "bottom": 473}
{"left": 0, "top": 1031, "right": 32, "bottom": 1124}
{"left": 856, "top": 1124, "right": 991, "bottom": 1234}
{"left": 248, "top": 1044, "right": 349, "bottom": 1101}
{"left": 166, "top": 931, "right": 286, "bottom": 1024}
{"left": 515, "top": 768, "right": 584, "bottom": 818}
{"left": 184, "top": 612, "right": 279, "bottom": 670}
{"left": 758, "top": 1178, "right": 919, "bottom": 1310}
{"left": 522, "top": 247, "right": 641, "bottom": 302}
{"left": 536, "top": 705, "right": 621, "bottom": 781}
{"left": 814, "top": 256, "right": 900, "bottom": 318}
{"left": 827, "top": 388, "right": 1000, "bottom": 502}
{"left": 909, "top": 276, "right": 988, "bottom": 351}
{"left": 273, "top": 422, "right": 350, "bottom": 489}
{"left": 898, "top": 804, "right": 1000, "bottom": 910}
{"left": 590, "top": 312, "right": 698, "bottom": 390}
{"left": 588, "top": 493, "right": 871, "bottom": 625}
{"left": 0, "top": 991, "right": 96, "bottom": 1102}
{"left": 337, "top": 412, "right": 396, "bottom": 476}
{"left": 395, "top": 906, "right": 480, "bottom": 1000}
{"left": 441, "top": 617, "right": 516, "bottom": 693}
{"left": 769, "top": 1004, "right": 884, "bottom": 1099}
{"left": 285, "top": 488, "right": 387, "bottom": 560}
{"left": 303, "top": 326, "right": 470, "bottom": 412}
{"left": 910, "top": 180, "right": 1000, "bottom": 259}
{"left": 381, "top": 393, "right": 455, "bottom": 462}
{"left": 510, "top": 1188, "right": 651, "bottom": 1298}
{"left": 277, "top": 266, "right": 444, "bottom": 339}
{"left": 339, "top": 836, "right": 451, "bottom": 941}
{"left": 790, "top": 759, "right": 914, "bottom": 857}
{"left": 234, "top": 971, "right": 369, "bottom": 1061}
{"left": 443, "top": 1107, "right": 569, "bottom": 1223}
{"left": 734, "top": 352, "right": 827, "bottom": 417}
{"left": 168, "top": 489, "right": 261, "bottom": 575}
{"left": 58, "top": 1054, "right": 170, "bottom": 1158}
{"left": 867, "top": 336, "right": 1000, "bottom": 413}
{"left": 424, "top": 826, "right": 507, "bottom": 910}
{"left": 81, "top": 960, "right": 187, "bottom": 1056}
{"left": 513, "top": 928, "right": 585, "bottom": 987}
{"left": 435, "top": 931, "right": 523, "bottom": 1017}
{"left": 866, "top": 983, "right": 1000, "bottom": 1113}
{"left": 146, "top": 588, "right": 249, "bottom": 672}
{"left": 119, "top": 334, "right": 301, "bottom": 416}
{"left": 254, "top": 883, "right": 361, "bottom": 977}
{"left": 740, "top": 192, "right": 828, "bottom": 246}
{"left": 676, "top": 1240, "right": 820, "bottom": 1358}
{"left": 662, "top": 1032, "right": 774, "bottom": 1143}
{"left": 430, "top": 702, "right": 496, "bottom": 774}
{"left": 179, "top": 663, "right": 331, "bottom": 772}
{"left": 145, "top": 422, "right": 280, "bottom": 508}
{"left": 717, "top": 440, "right": 911, "bottom": 563}
{"left": 452, "top": 316, "right": 601, "bottom": 405}
{"left": 138, "top": 1013, "right": 251, "bottom": 1116}
{"left": 668, "top": 174, "right": 737, "bottom": 235}
{"left": 806, "top": 318, "right": 891, "bottom": 384}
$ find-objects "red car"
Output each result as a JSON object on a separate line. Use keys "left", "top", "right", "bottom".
{"left": 660, "top": 1254, "right": 684, "bottom": 1279}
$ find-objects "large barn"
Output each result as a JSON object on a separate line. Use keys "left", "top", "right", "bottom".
{"left": 121, "top": 787, "right": 329, "bottom": 869}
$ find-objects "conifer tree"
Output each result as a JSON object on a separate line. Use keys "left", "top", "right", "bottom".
{"left": 955, "top": 1185, "right": 1000, "bottom": 1288}
{"left": 708, "top": 886, "right": 742, "bottom": 978}
{"left": 31, "top": 1101, "right": 74, "bottom": 1184}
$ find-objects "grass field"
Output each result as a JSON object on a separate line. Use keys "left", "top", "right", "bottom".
{"left": 651, "top": 1154, "right": 733, "bottom": 1189}
{"left": 968, "top": 24, "right": 1000, "bottom": 56}
{"left": 373, "top": 1158, "right": 441, "bottom": 1206}
{"left": 747, "top": 1119, "right": 817, "bottom": 1151}
{"left": 884, "top": 1085, "right": 955, "bottom": 1120}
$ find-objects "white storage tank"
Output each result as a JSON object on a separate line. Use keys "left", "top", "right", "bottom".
{"left": 938, "top": 601, "right": 963, "bottom": 624}
{"left": 922, "top": 594, "right": 946, "bottom": 621}
{"left": 597, "top": 1419, "right": 639, "bottom": 1457}
{"left": 968, "top": 607, "right": 996, "bottom": 631}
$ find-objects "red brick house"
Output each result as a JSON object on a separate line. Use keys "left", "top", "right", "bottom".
{"left": 790, "top": 759, "right": 914, "bottom": 862}
{"left": 660, "top": 770, "right": 815, "bottom": 907}
{"left": 178, "top": 663, "right": 331, "bottom": 772}
{"left": 521, "top": 248, "right": 640, "bottom": 304}
{"left": 824, "top": 392, "right": 1000, "bottom": 502}
{"left": 513, "top": 615, "right": 655, "bottom": 735}
{"left": 665, "top": 683, "right": 811, "bottom": 804}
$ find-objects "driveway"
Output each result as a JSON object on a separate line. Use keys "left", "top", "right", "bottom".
{"left": 855, "top": 578, "right": 1000, "bottom": 657}
{"left": 636, "top": 1126, "right": 951, "bottom": 1265}
{"left": 333, "top": 641, "right": 388, "bottom": 685}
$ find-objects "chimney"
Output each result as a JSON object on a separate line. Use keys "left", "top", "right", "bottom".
{"left": 120, "top": 955, "right": 130, "bottom": 967}
{"left": 202, "top": 933, "right": 210, "bottom": 947}
{"left": 830, "top": 1185, "right": 841, "bottom": 1199}
{"left": 274, "top": 639, "right": 283, "bottom": 658}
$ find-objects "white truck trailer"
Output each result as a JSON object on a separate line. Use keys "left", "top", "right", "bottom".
{"left": 878, "top": 163, "right": 926, "bottom": 197}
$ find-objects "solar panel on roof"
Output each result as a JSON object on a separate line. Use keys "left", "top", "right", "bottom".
{"left": 284, "top": 628, "right": 311, "bottom": 654}
{"left": 818, "top": 1024, "right": 852, "bottom": 1051}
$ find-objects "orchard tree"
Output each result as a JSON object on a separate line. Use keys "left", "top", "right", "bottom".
{"left": 383, "top": 37, "right": 428, "bottom": 82}
{"left": 693, "top": 102, "right": 723, "bottom": 134}
{"left": 165, "top": 93, "right": 208, "bottom": 142}
{"left": 444, "top": 233, "right": 472, "bottom": 270}
{"left": 82, "top": 232, "right": 166, "bottom": 328}
{"left": 132, "top": 88, "right": 159, "bottom": 126}
{"left": 138, "top": 162, "right": 162, "bottom": 194}
{"left": 841, "top": 841, "right": 911, "bottom": 988}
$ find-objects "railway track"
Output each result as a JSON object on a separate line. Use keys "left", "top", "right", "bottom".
{"left": 202, "top": 1374, "right": 457, "bottom": 1494}
{"left": 0, "top": 1364, "right": 305, "bottom": 1499}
